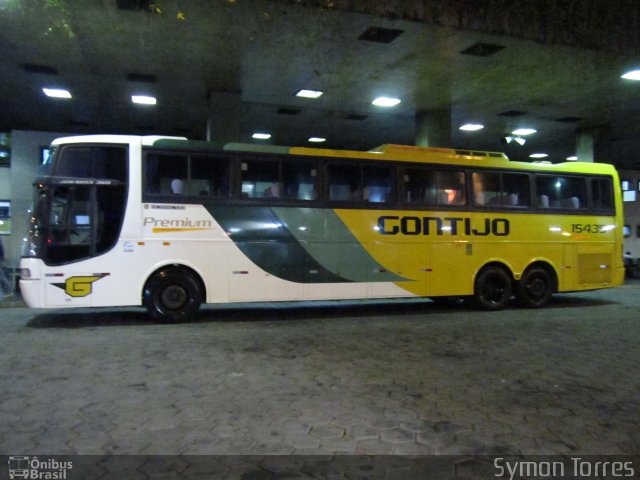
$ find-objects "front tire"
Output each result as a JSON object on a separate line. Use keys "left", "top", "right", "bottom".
{"left": 143, "top": 267, "right": 203, "bottom": 322}
{"left": 516, "top": 266, "right": 553, "bottom": 308}
{"left": 473, "top": 265, "right": 512, "bottom": 310}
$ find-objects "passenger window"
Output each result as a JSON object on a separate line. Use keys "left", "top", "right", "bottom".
{"left": 241, "top": 160, "right": 279, "bottom": 198}
{"left": 503, "top": 173, "right": 530, "bottom": 206}
{"left": 591, "top": 178, "right": 613, "bottom": 211}
{"left": 404, "top": 168, "right": 436, "bottom": 205}
{"left": 535, "top": 175, "right": 587, "bottom": 209}
{"left": 328, "top": 164, "right": 394, "bottom": 203}
{"left": 145, "top": 153, "right": 188, "bottom": 195}
{"left": 363, "top": 166, "right": 394, "bottom": 203}
{"left": 328, "top": 164, "right": 360, "bottom": 201}
{"left": 472, "top": 172, "right": 501, "bottom": 206}
{"left": 189, "top": 156, "right": 230, "bottom": 197}
{"left": 435, "top": 170, "right": 466, "bottom": 206}
{"left": 282, "top": 161, "right": 317, "bottom": 201}
{"left": 473, "top": 172, "right": 530, "bottom": 207}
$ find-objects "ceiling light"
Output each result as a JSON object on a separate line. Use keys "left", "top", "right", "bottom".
{"left": 296, "top": 89, "right": 323, "bottom": 99}
{"left": 131, "top": 95, "right": 157, "bottom": 105}
{"left": 308, "top": 137, "right": 326, "bottom": 143}
{"left": 503, "top": 135, "right": 526, "bottom": 145}
{"left": 566, "top": 155, "right": 578, "bottom": 161}
{"left": 621, "top": 69, "right": 640, "bottom": 80}
{"left": 252, "top": 133, "right": 271, "bottom": 140}
{"left": 42, "top": 88, "right": 72, "bottom": 99}
{"left": 372, "top": 97, "right": 401, "bottom": 107}
{"left": 529, "top": 153, "right": 548, "bottom": 159}
{"left": 512, "top": 128, "right": 537, "bottom": 136}
{"left": 459, "top": 123, "right": 484, "bottom": 131}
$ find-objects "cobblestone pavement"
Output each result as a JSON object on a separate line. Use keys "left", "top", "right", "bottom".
{"left": 1, "top": 282, "right": 639, "bottom": 477}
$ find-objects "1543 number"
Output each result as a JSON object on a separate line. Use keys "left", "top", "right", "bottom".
{"left": 571, "top": 224, "right": 612, "bottom": 233}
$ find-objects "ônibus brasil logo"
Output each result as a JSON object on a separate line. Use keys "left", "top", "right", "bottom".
{"left": 8, "top": 456, "right": 73, "bottom": 479}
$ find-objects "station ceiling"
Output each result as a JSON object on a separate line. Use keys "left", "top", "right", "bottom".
{"left": 1, "top": 0, "right": 640, "bottom": 169}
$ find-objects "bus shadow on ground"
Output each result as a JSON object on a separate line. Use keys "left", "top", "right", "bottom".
{"left": 26, "top": 294, "right": 614, "bottom": 329}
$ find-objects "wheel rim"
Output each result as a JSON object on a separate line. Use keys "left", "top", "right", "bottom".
{"left": 525, "top": 274, "right": 548, "bottom": 301}
{"left": 160, "top": 284, "right": 188, "bottom": 311}
{"left": 482, "top": 274, "right": 508, "bottom": 304}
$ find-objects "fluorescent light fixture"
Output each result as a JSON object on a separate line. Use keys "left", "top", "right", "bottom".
{"left": 459, "top": 123, "right": 484, "bottom": 131}
{"left": 252, "top": 132, "right": 271, "bottom": 140}
{"left": 42, "top": 88, "right": 72, "bottom": 99}
{"left": 566, "top": 155, "right": 578, "bottom": 161}
{"left": 621, "top": 69, "right": 640, "bottom": 80}
{"left": 296, "top": 89, "right": 323, "bottom": 99}
{"left": 372, "top": 96, "right": 401, "bottom": 107}
{"left": 504, "top": 136, "right": 526, "bottom": 145}
{"left": 308, "top": 137, "right": 326, "bottom": 143}
{"left": 131, "top": 95, "right": 157, "bottom": 105}
{"left": 512, "top": 128, "right": 537, "bottom": 136}
{"left": 529, "top": 153, "right": 548, "bottom": 159}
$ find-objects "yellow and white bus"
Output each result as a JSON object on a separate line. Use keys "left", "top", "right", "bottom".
{"left": 20, "top": 135, "right": 625, "bottom": 321}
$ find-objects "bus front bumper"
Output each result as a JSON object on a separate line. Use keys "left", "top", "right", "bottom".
{"left": 18, "top": 258, "right": 44, "bottom": 308}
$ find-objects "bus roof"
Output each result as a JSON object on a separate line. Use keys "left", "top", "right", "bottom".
{"left": 52, "top": 134, "right": 618, "bottom": 175}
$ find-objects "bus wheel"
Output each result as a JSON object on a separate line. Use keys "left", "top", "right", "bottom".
{"left": 143, "top": 267, "right": 203, "bottom": 322}
{"left": 473, "top": 265, "right": 512, "bottom": 310}
{"left": 516, "top": 266, "right": 553, "bottom": 308}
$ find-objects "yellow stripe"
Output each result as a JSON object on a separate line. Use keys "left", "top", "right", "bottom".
{"left": 152, "top": 227, "right": 213, "bottom": 233}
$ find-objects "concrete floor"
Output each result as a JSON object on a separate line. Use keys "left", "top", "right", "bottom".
{"left": 1, "top": 281, "right": 639, "bottom": 478}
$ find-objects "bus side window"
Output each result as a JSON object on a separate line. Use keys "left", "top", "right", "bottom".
{"left": 328, "top": 164, "right": 360, "bottom": 202}
{"left": 363, "top": 166, "right": 394, "bottom": 203}
{"left": 190, "top": 155, "right": 230, "bottom": 197}
{"left": 591, "top": 178, "right": 613, "bottom": 211}
{"left": 145, "top": 153, "right": 188, "bottom": 195}
{"left": 472, "top": 172, "right": 500, "bottom": 206}
{"left": 404, "top": 168, "right": 436, "bottom": 205}
{"left": 473, "top": 172, "right": 529, "bottom": 207}
{"left": 241, "top": 160, "right": 279, "bottom": 199}
{"left": 535, "top": 175, "right": 586, "bottom": 209}
{"left": 503, "top": 173, "right": 530, "bottom": 207}
{"left": 435, "top": 170, "right": 466, "bottom": 206}
{"left": 282, "top": 161, "right": 318, "bottom": 201}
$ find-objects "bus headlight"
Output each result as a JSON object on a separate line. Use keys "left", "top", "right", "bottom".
{"left": 19, "top": 268, "right": 32, "bottom": 279}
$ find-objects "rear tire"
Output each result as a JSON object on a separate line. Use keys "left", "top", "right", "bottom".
{"left": 473, "top": 265, "right": 512, "bottom": 310}
{"left": 143, "top": 267, "right": 203, "bottom": 322}
{"left": 516, "top": 266, "right": 553, "bottom": 308}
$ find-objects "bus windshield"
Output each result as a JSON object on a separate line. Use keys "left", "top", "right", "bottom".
{"left": 23, "top": 144, "right": 129, "bottom": 265}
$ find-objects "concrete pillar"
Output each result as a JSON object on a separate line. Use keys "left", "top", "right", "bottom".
{"left": 206, "top": 91, "right": 242, "bottom": 143}
{"left": 575, "top": 125, "right": 612, "bottom": 163}
{"left": 415, "top": 109, "right": 451, "bottom": 148}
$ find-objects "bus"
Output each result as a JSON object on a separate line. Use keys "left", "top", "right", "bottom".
{"left": 19, "top": 135, "right": 625, "bottom": 321}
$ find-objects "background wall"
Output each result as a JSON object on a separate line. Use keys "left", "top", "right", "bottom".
{"left": 620, "top": 170, "right": 640, "bottom": 258}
